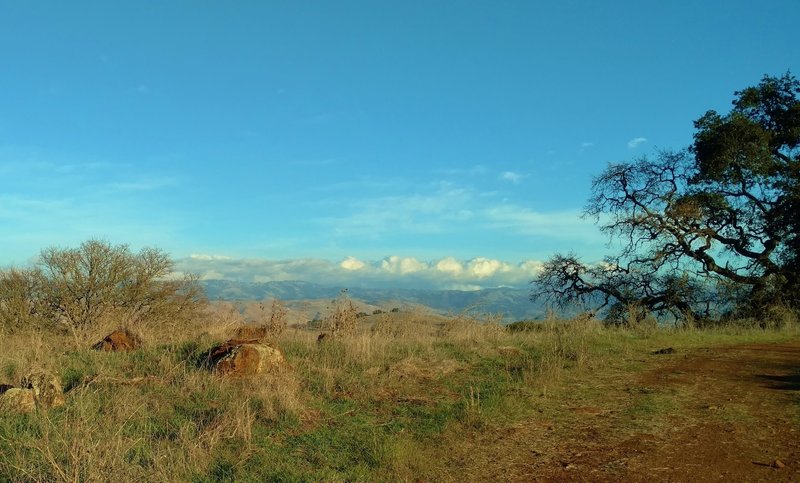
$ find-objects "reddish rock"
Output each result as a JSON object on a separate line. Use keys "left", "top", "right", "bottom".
{"left": 92, "top": 329, "right": 142, "bottom": 352}
{"left": 207, "top": 339, "right": 285, "bottom": 376}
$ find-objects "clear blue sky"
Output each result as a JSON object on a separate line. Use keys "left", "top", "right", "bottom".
{"left": 1, "top": 1, "right": 798, "bottom": 288}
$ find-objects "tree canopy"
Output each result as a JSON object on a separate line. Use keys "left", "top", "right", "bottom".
{"left": 534, "top": 73, "right": 800, "bottom": 324}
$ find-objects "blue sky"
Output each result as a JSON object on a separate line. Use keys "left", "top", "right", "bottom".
{"left": 1, "top": 1, "right": 798, "bottom": 289}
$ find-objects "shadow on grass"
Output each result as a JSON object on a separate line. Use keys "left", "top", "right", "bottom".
{"left": 757, "top": 373, "right": 800, "bottom": 391}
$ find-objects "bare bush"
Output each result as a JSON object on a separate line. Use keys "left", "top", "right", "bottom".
{"left": 0, "top": 268, "right": 51, "bottom": 334}
{"left": 322, "top": 289, "right": 358, "bottom": 338}
{"left": 0, "top": 240, "right": 205, "bottom": 345}
{"left": 240, "top": 299, "right": 288, "bottom": 341}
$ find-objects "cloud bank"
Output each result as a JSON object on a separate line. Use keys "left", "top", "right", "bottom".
{"left": 175, "top": 254, "right": 545, "bottom": 291}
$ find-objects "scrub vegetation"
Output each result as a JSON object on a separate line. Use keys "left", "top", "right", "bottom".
{"left": 0, "top": 289, "right": 798, "bottom": 481}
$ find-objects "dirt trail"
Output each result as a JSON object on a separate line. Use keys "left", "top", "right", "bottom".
{"left": 445, "top": 341, "right": 800, "bottom": 482}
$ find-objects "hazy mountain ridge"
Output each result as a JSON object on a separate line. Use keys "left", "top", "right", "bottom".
{"left": 201, "top": 280, "right": 547, "bottom": 321}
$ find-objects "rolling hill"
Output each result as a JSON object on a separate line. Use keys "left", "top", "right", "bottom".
{"left": 201, "top": 280, "right": 548, "bottom": 321}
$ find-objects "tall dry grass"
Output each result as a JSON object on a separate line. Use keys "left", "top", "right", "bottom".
{"left": 1, "top": 305, "right": 798, "bottom": 481}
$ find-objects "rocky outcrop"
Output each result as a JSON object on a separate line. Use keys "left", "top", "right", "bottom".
{"left": 92, "top": 329, "right": 143, "bottom": 352}
{"left": 21, "top": 369, "right": 66, "bottom": 409}
{"left": 0, "top": 388, "right": 36, "bottom": 413}
{"left": 206, "top": 339, "right": 285, "bottom": 376}
{"left": 0, "top": 369, "right": 65, "bottom": 413}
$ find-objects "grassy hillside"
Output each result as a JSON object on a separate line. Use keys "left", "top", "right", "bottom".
{"left": 0, "top": 310, "right": 797, "bottom": 481}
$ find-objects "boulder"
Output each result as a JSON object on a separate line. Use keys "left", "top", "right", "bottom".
{"left": 21, "top": 369, "right": 65, "bottom": 409}
{"left": 207, "top": 339, "right": 285, "bottom": 376}
{"left": 92, "top": 329, "right": 142, "bottom": 352}
{"left": 0, "top": 388, "right": 36, "bottom": 413}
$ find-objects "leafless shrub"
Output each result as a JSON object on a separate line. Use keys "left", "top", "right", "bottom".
{"left": 264, "top": 299, "right": 288, "bottom": 338}
{"left": 239, "top": 299, "right": 288, "bottom": 341}
{"left": 322, "top": 289, "right": 358, "bottom": 338}
{"left": 0, "top": 240, "right": 206, "bottom": 347}
{"left": 0, "top": 268, "right": 52, "bottom": 334}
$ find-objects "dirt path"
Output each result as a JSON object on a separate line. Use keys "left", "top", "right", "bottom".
{"left": 445, "top": 341, "right": 800, "bottom": 482}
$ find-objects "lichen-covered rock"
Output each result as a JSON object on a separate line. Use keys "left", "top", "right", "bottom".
{"left": 92, "top": 329, "right": 142, "bottom": 352}
{"left": 207, "top": 339, "right": 285, "bottom": 376}
{"left": 21, "top": 369, "right": 65, "bottom": 409}
{"left": 0, "top": 388, "right": 37, "bottom": 413}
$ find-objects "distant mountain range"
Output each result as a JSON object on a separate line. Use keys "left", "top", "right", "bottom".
{"left": 201, "top": 280, "right": 549, "bottom": 321}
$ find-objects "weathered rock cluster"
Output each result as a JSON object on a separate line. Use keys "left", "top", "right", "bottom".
{"left": 0, "top": 369, "right": 65, "bottom": 413}
{"left": 1, "top": 326, "right": 288, "bottom": 413}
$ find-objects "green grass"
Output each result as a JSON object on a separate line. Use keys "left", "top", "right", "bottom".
{"left": 0, "top": 316, "right": 797, "bottom": 481}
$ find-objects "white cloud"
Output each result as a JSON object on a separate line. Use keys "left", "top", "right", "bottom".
{"left": 467, "top": 257, "right": 511, "bottom": 278}
{"left": 519, "top": 260, "right": 544, "bottom": 275}
{"left": 190, "top": 253, "right": 232, "bottom": 261}
{"left": 317, "top": 184, "right": 474, "bottom": 236}
{"left": 627, "top": 137, "right": 647, "bottom": 149}
{"left": 482, "top": 204, "right": 597, "bottom": 238}
{"left": 447, "top": 284, "right": 483, "bottom": 291}
{"left": 580, "top": 142, "right": 595, "bottom": 148}
{"left": 313, "top": 179, "right": 606, "bottom": 253}
{"left": 340, "top": 256, "right": 365, "bottom": 271}
{"left": 500, "top": 171, "right": 525, "bottom": 183}
{"left": 174, "top": 254, "right": 549, "bottom": 290}
{"left": 435, "top": 257, "right": 464, "bottom": 275}
{"left": 380, "top": 256, "right": 427, "bottom": 274}
{"left": 199, "top": 270, "right": 226, "bottom": 280}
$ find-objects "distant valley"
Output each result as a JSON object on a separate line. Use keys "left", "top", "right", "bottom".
{"left": 201, "top": 280, "right": 549, "bottom": 321}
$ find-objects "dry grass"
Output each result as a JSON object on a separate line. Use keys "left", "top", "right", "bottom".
{"left": 0, "top": 308, "right": 797, "bottom": 481}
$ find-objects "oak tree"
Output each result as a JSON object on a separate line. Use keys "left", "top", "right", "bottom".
{"left": 534, "top": 73, "right": 800, "bottom": 324}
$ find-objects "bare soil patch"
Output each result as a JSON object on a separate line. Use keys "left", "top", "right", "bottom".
{"left": 442, "top": 341, "right": 800, "bottom": 482}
